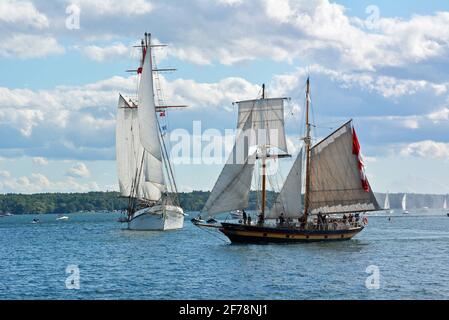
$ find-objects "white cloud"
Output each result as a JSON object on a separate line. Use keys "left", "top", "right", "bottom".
{"left": 400, "top": 140, "right": 449, "bottom": 159}
{"left": 66, "top": 163, "right": 90, "bottom": 178}
{"left": 0, "top": 0, "right": 49, "bottom": 29}
{"left": 0, "top": 172, "right": 101, "bottom": 193}
{"left": 428, "top": 107, "right": 449, "bottom": 122}
{"left": 0, "top": 34, "right": 64, "bottom": 59}
{"left": 70, "top": 0, "right": 153, "bottom": 16}
{"left": 0, "top": 170, "right": 11, "bottom": 178}
{"left": 32, "top": 157, "right": 48, "bottom": 165}
{"left": 79, "top": 43, "right": 129, "bottom": 61}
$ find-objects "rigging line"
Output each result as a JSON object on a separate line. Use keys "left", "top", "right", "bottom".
{"left": 196, "top": 224, "right": 229, "bottom": 244}
{"left": 153, "top": 49, "right": 180, "bottom": 200}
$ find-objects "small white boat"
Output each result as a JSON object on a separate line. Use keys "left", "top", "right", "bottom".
{"left": 32, "top": 219, "right": 40, "bottom": 224}
{"left": 230, "top": 210, "right": 243, "bottom": 219}
{"left": 57, "top": 216, "right": 69, "bottom": 221}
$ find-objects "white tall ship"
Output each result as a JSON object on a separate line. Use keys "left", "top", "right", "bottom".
{"left": 116, "top": 33, "right": 184, "bottom": 231}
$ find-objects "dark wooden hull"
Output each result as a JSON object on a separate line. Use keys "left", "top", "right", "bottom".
{"left": 219, "top": 222, "right": 364, "bottom": 244}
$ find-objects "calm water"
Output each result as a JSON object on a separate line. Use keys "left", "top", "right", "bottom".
{"left": 1, "top": 212, "right": 449, "bottom": 300}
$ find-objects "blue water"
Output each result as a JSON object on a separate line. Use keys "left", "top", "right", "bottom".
{"left": 1, "top": 212, "right": 449, "bottom": 300}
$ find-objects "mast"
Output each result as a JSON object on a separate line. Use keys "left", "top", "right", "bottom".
{"left": 303, "top": 77, "right": 311, "bottom": 219}
{"left": 260, "top": 84, "right": 267, "bottom": 224}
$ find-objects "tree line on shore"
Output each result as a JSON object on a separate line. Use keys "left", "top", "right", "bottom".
{"left": 0, "top": 191, "right": 446, "bottom": 215}
{"left": 0, "top": 191, "right": 278, "bottom": 215}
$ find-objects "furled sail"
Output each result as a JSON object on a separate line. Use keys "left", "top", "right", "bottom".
{"left": 136, "top": 47, "right": 165, "bottom": 201}
{"left": 308, "top": 121, "right": 380, "bottom": 214}
{"left": 236, "top": 98, "right": 288, "bottom": 154}
{"left": 202, "top": 115, "right": 256, "bottom": 216}
{"left": 384, "top": 192, "right": 390, "bottom": 210}
{"left": 267, "top": 148, "right": 303, "bottom": 219}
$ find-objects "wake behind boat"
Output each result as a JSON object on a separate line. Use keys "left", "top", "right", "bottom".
{"left": 116, "top": 33, "right": 185, "bottom": 231}
{"left": 194, "top": 78, "right": 380, "bottom": 243}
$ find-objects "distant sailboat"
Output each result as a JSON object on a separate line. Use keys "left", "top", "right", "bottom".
{"left": 443, "top": 196, "right": 448, "bottom": 217}
{"left": 194, "top": 79, "right": 381, "bottom": 243}
{"left": 116, "top": 33, "right": 184, "bottom": 231}
{"left": 384, "top": 192, "right": 394, "bottom": 214}
{"left": 402, "top": 193, "right": 409, "bottom": 214}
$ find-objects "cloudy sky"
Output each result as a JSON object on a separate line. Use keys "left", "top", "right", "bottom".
{"left": 1, "top": 0, "right": 449, "bottom": 194}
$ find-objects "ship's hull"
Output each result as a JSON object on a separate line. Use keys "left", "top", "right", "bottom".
{"left": 128, "top": 205, "right": 184, "bottom": 231}
{"left": 219, "top": 222, "right": 364, "bottom": 244}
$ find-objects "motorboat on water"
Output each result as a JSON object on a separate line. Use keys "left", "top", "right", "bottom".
{"left": 57, "top": 215, "right": 69, "bottom": 221}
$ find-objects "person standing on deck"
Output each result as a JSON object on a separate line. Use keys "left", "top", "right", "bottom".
{"left": 242, "top": 209, "right": 247, "bottom": 225}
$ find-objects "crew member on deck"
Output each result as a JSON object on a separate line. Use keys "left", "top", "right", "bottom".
{"left": 279, "top": 213, "right": 285, "bottom": 225}
{"left": 242, "top": 209, "right": 247, "bottom": 225}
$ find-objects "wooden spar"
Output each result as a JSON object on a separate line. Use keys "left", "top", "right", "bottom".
{"left": 260, "top": 83, "right": 267, "bottom": 224}
{"left": 303, "top": 77, "right": 311, "bottom": 220}
{"left": 155, "top": 105, "right": 189, "bottom": 110}
{"left": 126, "top": 68, "right": 177, "bottom": 73}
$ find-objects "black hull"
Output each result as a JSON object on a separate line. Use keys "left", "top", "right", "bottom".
{"left": 219, "top": 222, "right": 364, "bottom": 244}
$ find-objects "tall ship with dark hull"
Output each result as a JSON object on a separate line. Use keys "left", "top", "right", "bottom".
{"left": 194, "top": 78, "right": 380, "bottom": 243}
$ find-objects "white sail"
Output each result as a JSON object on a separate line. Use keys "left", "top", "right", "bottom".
{"left": 116, "top": 95, "right": 161, "bottom": 200}
{"left": 384, "top": 192, "right": 390, "bottom": 210}
{"left": 267, "top": 148, "right": 303, "bottom": 219}
{"left": 137, "top": 46, "right": 165, "bottom": 201}
{"left": 138, "top": 50, "right": 161, "bottom": 161}
{"left": 444, "top": 197, "right": 447, "bottom": 210}
{"left": 202, "top": 116, "right": 256, "bottom": 216}
{"left": 236, "top": 98, "right": 288, "bottom": 154}
{"left": 402, "top": 193, "right": 407, "bottom": 211}
{"left": 116, "top": 95, "right": 137, "bottom": 197}
{"left": 308, "top": 121, "right": 380, "bottom": 214}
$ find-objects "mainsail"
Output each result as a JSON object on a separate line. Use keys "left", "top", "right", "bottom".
{"left": 308, "top": 121, "right": 380, "bottom": 214}
{"left": 384, "top": 192, "right": 390, "bottom": 210}
{"left": 267, "top": 148, "right": 303, "bottom": 219}
{"left": 202, "top": 115, "right": 256, "bottom": 216}
{"left": 236, "top": 98, "right": 288, "bottom": 154}
{"left": 136, "top": 47, "right": 165, "bottom": 201}
{"left": 444, "top": 197, "right": 447, "bottom": 210}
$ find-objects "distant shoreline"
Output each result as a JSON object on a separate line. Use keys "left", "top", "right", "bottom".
{"left": 0, "top": 191, "right": 447, "bottom": 215}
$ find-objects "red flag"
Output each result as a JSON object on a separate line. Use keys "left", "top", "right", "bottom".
{"left": 159, "top": 111, "right": 166, "bottom": 117}
{"left": 352, "top": 127, "right": 370, "bottom": 192}
{"left": 352, "top": 128, "right": 361, "bottom": 155}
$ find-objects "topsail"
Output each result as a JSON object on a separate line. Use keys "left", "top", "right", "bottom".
{"left": 236, "top": 98, "right": 288, "bottom": 154}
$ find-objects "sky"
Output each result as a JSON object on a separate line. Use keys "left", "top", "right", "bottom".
{"left": 1, "top": 0, "right": 449, "bottom": 194}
